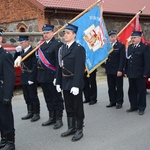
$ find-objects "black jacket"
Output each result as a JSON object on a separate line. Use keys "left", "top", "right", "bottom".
{"left": 125, "top": 42, "right": 150, "bottom": 78}
{"left": 37, "top": 37, "right": 63, "bottom": 83}
{"left": 14, "top": 46, "right": 38, "bottom": 84}
{"left": 56, "top": 42, "right": 86, "bottom": 90}
{"left": 0, "top": 47, "right": 15, "bottom": 100}
{"left": 105, "top": 41, "right": 125, "bottom": 75}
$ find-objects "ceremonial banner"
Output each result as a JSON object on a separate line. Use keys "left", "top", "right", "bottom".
{"left": 72, "top": 5, "right": 112, "bottom": 74}
{"left": 117, "top": 14, "right": 150, "bottom": 47}
{"left": 117, "top": 15, "right": 141, "bottom": 47}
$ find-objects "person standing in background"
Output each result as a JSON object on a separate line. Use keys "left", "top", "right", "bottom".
{"left": 105, "top": 30, "right": 125, "bottom": 109}
{"left": 125, "top": 31, "right": 150, "bottom": 115}
{"left": 14, "top": 36, "right": 40, "bottom": 122}
{"left": 83, "top": 69, "right": 97, "bottom": 105}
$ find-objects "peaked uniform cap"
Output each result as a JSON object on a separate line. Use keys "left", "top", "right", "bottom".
{"left": 108, "top": 30, "right": 117, "bottom": 36}
{"left": 131, "top": 31, "right": 142, "bottom": 37}
{"left": 18, "top": 36, "right": 29, "bottom": 41}
{"left": 64, "top": 23, "right": 78, "bottom": 33}
{"left": 42, "top": 24, "right": 54, "bottom": 32}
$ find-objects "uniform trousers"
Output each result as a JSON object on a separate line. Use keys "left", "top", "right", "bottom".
{"left": 0, "top": 101, "right": 14, "bottom": 135}
{"left": 63, "top": 90, "right": 84, "bottom": 120}
{"left": 0, "top": 117, "right": 3, "bottom": 135}
{"left": 22, "top": 83, "right": 40, "bottom": 106}
{"left": 128, "top": 78, "right": 146, "bottom": 111}
{"left": 83, "top": 70, "right": 97, "bottom": 101}
{"left": 107, "top": 74, "right": 124, "bottom": 104}
{"left": 40, "top": 82, "right": 64, "bottom": 111}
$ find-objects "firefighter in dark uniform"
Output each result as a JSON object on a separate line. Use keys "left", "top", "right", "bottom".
{"left": 14, "top": 36, "right": 40, "bottom": 122}
{"left": 56, "top": 24, "right": 86, "bottom": 141}
{"left": 0, "top": 29, "right": 15, "bottom": 149}
{"left": 37, "top": 24, "right": 64, "bottom": 129}
{"left": 83, "top": 69, "right": 97, "bottom": 105}
{"left": 125, "top": 31, "right": 150, "bottom": 115}
{"left": 105, "top": 30, "right": 125, "bottom": 109}
{"left": 0, "top": 119, "right": 6, "bottom": 149}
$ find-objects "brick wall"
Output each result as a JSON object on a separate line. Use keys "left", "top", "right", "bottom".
{"left": 0, "top": 0, "right": 45, "bottom": 31}
{"left": 104, "top": 16, "right": 150, "bottom": 42}
{"left": 48, "top": 15, "right": 150, "bottom": 42}
{"left": 0, "top": 1, "right": 150, "bottom": 46}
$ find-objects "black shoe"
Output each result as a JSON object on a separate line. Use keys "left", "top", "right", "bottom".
{"left": 89, "top": 100, "right": 97, "bottom": 105}
{"left": 61, "top": 128, "right": 76, "bottom": 137}
{"left": 53, "top": 119, "right": 63, "bottom": 129}
{"left": 126, "top": 108, "right": 138, "bottom": 112}
{"left": 139, "top": 110, "right": 144, "bottom": 115}
{"left": 42, "top": 118, "right": 56, "bottom": 126}
{"left": 0, "top": 138, "right": 7, "bottom": 148}
{"left": 72, "top": 130, "right": 83, "bottom": 142}
{"left": 106, "top": 103, "right": 116, "bottom": 108}
{"left": 116, "top": 103, "right": 122, "bottom": 109}
{"left": 31, "top": 114, "right": 40, "bottom": 122}
{"left": 21, "top": 112, "right": 33, "bottom": 120}
{"left": 83, "top": 99, "right": 91, "bottom": 103}
{"left": 1, "top": 142, "right": 15, "bottom": 150}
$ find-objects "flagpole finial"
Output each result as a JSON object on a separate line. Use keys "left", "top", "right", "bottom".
{"left": 139, "top": 6, "right": 146, "bottom": 14}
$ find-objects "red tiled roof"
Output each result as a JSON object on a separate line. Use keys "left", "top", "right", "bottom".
{"left": 33, "top": 0, "right": 150, "bottom": 16}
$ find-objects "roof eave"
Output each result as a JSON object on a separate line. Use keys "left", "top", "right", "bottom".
{"left": 28, "top": 0, "right": 45, "bottom": 11}
{"left": 104, "top": 11, "right": 150, "bottom": 19}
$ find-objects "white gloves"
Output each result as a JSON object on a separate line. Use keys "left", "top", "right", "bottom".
{"left": 70, "top": 87, "right": 79, "bottom": 95}
{"left": 15, "top": 45, "right": 22, "bottom": 52}
{"left": 28, "top": 81, "right": 34, "bottom": 85}
{"left": 14, "top": 56, "right": 22, "bottom": 67}
{"left": 148, "top": 78, "right": 150, "bottom": 82}
{"left": 53, "top": 78, "right": 56, "bottom": 86}
{"left": 56, "top": 86, "right": 79, "bottom": 95}
{"left": 56, "top": 85, "right": 61, "bottom": 93}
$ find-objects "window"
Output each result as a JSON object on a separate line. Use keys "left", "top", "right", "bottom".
{"left": 17, "top": 23, "right": 28, "bottom": 32}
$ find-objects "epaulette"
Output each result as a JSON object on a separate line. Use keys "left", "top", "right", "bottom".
{"left": 76, "top": 43, "right": 81, "bottom": 47}
{"left": 4, "top": 49, "right": 9, "bottom": 53}
{"left": 56, "top": 39, "right": 61, "bottom": 43}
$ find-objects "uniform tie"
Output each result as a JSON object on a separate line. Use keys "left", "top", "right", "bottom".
{"left": 132, "top": 45, "right": 136, "bottom": 49}
{"left": 66, "top": 45, "right": 69, "bottom": 49}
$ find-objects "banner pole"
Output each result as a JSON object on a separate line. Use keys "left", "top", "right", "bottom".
{"left": 21, "top": 0, "right": 102, "bottom": 62}
{"left": 117, "top": 6, "right": 146, "bottom": 37}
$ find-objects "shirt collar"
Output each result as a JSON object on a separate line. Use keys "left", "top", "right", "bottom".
{"left": 135, "top": 43, "right": 140, "bottom": 47}
{"left": 46, "top": 40, "right": 51, "bottom": 44}
{"left": 24, "top": 45, "right": 31, "bottom": 53}
{"left": 112, "top": 40, "right": 117, "bottom": 47}
{"left": 67, "top": 41, "right": 74, "bottom": 48}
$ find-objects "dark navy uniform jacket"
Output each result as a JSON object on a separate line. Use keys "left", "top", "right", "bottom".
{"left": 37, "top": 37, "right": 63, "bottom": 83}
{"left": 0, "top": 47, "right": 15, "bottom": 101}
{"left": 14, "top": 46, "right": 37, "bottom": 85}
{"left": 105, "top": 41, "right": 125, "bottom": 74}
{"left": 125, "top": 42, "right": 150, "bottom": 78}
{"left": 56, "top": 42, "right": 86, "bottom": 90}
